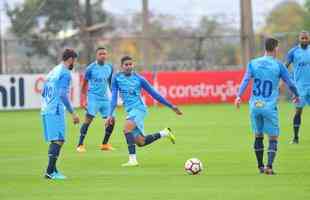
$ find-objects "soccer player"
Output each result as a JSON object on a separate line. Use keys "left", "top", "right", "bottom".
{"left": 106, "top": 56, "right": 182, "bottom": 167}
{"left": 41, "top": 49, "right": 80, "bottom": 180}
{"left": 77, "top": 47, "right": 115, "bottom": 152}
{"left": 235, "top": 38, "right": 299, "bottom": 175}
{"left": 286, "top": 31, "right": 310, "bottom": 144}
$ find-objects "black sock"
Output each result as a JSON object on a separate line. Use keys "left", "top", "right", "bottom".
{"left": 254, "top": 137, "right": 264, "bottom": 168}
{"left": 267, "top": 140, "right": 278, "bottom": 169}
{"left": 102, "top": 124, "right": 114, "bottom": 144}
{"left": 293, "top": 113, "right": 301, "bottom": 140}
{"left": 125, "top": 132, "right": 136, "bottom": 154}
{"left": 143, "top": 133, "right": 161, "bottom": 146}
{"left": 78, "top": 123, "right": 90, "bottom": 146}
{"left": 46, "top": 142, "right": 61, "bottom": 174}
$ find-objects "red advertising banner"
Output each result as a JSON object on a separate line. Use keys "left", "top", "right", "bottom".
{"left": 140, "top": 70, "right": 251, "bottom": 105}
{"left": 79, "top": 70, "right": 251, "bottom": 106}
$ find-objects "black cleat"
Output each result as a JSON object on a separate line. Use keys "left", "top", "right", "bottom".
{"left": 290, "top": 138, "right": 299, "bottom": 144}
{"left": 258, "top": 166, "right": 265, "bottom": 174}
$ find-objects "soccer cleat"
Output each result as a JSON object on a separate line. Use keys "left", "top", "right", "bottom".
{"left": 121, "top": 160, "right": 139, "bottom": 167}
{"left": 163, "top": 128, "right": 175, "bottom": 144}
{"left": 290, "top": 138, "right": 299, "bottom": 144}
{"left": 264, "top": 167, "right": 276, "bottom": 175}
{"left": 54, "top": 171, "right": 67, "bottom": 179}
{"left": 100, "top": 143, "right": 115, "bottom": 151}
{"left": 44, "top": 172, "right": 66, "bottom": 180}
{"left": 258, "top": 166, "right": 265, "bottom": 174}
{"left": 76, "top": 145, "right": 86, "bottom": 153}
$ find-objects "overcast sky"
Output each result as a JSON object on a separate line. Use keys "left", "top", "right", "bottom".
{"left": 0, "top": 0, "right": 305, "bottom": 32}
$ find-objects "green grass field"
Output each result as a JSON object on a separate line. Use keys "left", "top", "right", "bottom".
{"left": 1, "top": 103, "right": 310, "bottom": 200}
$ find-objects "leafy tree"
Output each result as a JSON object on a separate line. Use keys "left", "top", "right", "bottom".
{"left": 263, "top": 1, "right": 305, "bottom": 34}
{"left": 6, "top": 0, "right": 110, "bottom": 66}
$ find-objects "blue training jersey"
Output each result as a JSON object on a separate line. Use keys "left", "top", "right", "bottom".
{"left": 238, "top": 56, "right": 298, "bottom": 108}
{"left": 85, "top": 61, "right": 113, "bottom": 101}
{"left": 41, "top": 63, "right": 73, "bottom": 115}
{"left": 286, "top": 45, "right": 310, "bottom": 89}
{"left": 109, "top": 72, "right": 173, "bottom": 115}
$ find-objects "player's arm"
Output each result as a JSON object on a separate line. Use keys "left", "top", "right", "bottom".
{"left": 107, "top": 75, "right": 119, "bottom": 125}
{"left": 139, "top": 76, "right": 182, "bottom": 115}
{"left": 59, "top": 73, "right": 80, "bottom": 124}
{"left": 279, "top": 64, "right": 299, "bottom": 100}
{"left": 81, "top": 67, "right": 91, "bottom": 95}
{"left": 81, "top": 67, "right": 91, "bottom": 108}
{"left": 107, "top": 64, "right": 114, "bottom": 91}
{"left": 286, "top": 48, "right": 295, "bottom": 68}
{"left": 235, "top": 63, "right": 252, "bottom": 108}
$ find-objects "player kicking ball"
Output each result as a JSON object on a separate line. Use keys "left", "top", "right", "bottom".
{"left": 106, "top": 56, "right": 182, "bottom": 167}
{"left": 235, "top": 38, "right": 299, "bottom": 175}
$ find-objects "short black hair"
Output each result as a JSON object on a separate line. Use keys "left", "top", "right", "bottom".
{"left": 265, "top": 38, "right": 278, "bottom": 52}
{"left": 299, "top": 30, "right": 309, "bottom": 35}
{"left": 96, "top": 47, "right": 106, "bottom": 52}
{"left": 62, "top": 48, "right": 78, "bottom": 61}
{"left": 121, "top": 56, "right": 132, "bottom": 65}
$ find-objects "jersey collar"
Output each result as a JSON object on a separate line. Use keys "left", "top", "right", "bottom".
{"left": 60, "top": 62, "right": 70, "bottom": 72}
{"left": 95, "top": 60, "right": 105, "bottom": 66}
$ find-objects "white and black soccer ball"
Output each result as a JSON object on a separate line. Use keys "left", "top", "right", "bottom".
{"left": 184, "top": 158, "right": 203, "bottom": 175}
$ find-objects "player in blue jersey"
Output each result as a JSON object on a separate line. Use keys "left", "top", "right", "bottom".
{"left": 106, "top": 56, "right": 182, "bottom": 167}
{"left": 286, "top": 31, "right": 310, "bottom": 144}
{"left": 77, "top": 47, "right": 115, "bottom": 152}
{"left": 41, "top": 49, "right": 80, "bottom": 180}
{"left": 235, "top": 38, "right": 299, "bottom": 175}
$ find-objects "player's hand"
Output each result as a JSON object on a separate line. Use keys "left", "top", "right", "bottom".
{"left": 292, "top": 96, "right": 300, "bottom": 104}
{"left": 81, "top": 102, "right": 87, "bottom": 109}
{"left": 235, "top": 97, "right": 241, "bottom": 109}
{"left": 72, "top": 113, "right": 80, "bottom": 124}
{"left": 106, "top": 116, "right": 115, "bottom": 126}
{"left": 172, "top": 106, "right": 183, "bottom": 115}
{"left": 81, "top": 100, "right": 87, "bottom": 109}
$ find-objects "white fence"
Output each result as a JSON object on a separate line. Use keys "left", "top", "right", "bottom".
{"left": 0, "top": 74, "right": 81, "bottom": 110}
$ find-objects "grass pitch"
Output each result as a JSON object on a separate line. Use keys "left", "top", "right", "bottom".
{"left": 0, "top": 103, "right": 310, "bottom": 200}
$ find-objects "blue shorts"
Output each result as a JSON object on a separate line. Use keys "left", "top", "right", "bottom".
{"left": 86, "top": 98, "right": 111, "bottom": 118}
{"left": 126, "top": 108, "right": 147, "bottom": 138}
{"left": 295, "top": 88, "right": 310, "bottom": 108}
{"left": 250, "top": 106, "right": 279, "bottom": 136}
{"left": 42, "top": 114, "right": 65, "bottom": 142}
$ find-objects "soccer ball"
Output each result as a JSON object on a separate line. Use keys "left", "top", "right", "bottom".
{"left": 184, "top": 158, "right": 203, "bottom": 175}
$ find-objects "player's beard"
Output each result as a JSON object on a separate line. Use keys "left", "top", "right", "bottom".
{"left": 124, "top": 68, "right": 133, "bottom": 75}
{"left": 68, "top": 64, "right": 74, "bottom": 70}
{"left": 97, "top": 60, "right": 105, "bottom": 65}
{"left": 301, "top": 43, "right": 308, "bottom": 49}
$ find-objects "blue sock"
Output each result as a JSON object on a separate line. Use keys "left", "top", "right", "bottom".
{"left": 102, "top": 124, "right": 114, "bottom": 144}
{"left": 46, "top": 142, "right": 61, "bottom": 174}
{"left": 78, "top": 123, "right": 90, "bottom": 146}
{"left": 254, "top": 137, "right": 264, "bottom": 168}
{"left": 267, "top": 140, "right": 278, "bottom": 168}
{"left": 125, "top": 132, "right": 136, "bottom": 154}
{"left": 293, "top": 113, "right": 301, "bottom": 139}
{"left": 143, "top": 133, "right": 161, "bottom": 146}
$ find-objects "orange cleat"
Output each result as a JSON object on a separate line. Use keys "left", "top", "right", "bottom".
{"left": 264, "top": 167, "right": 276, "bottom": 175}
{"left": 76, "top": 145, "right": 86, "bottom": 153}
{"left": 100, "top": 143, "right": 115, "bottom": 151}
